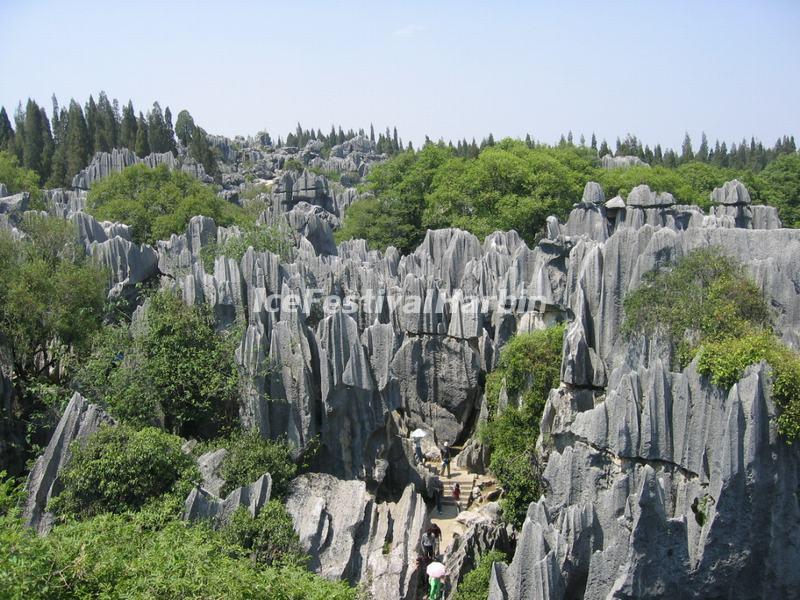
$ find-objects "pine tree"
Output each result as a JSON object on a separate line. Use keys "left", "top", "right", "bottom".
{"left": 48, "top": 98, "right": 68, "bottom": 188}
{"left": 392, "top": 127, "right": 399, "bottom": 152}
{"left": 65, "top": 100, "right": 90, "bottom": 178}
{"left": 147, "top": 102, "right": 168, "bottom": 153}
{"left": 579, "top": 133, "right": 586, "bottom": 147}
{"left": 369, "top": 123, "right": 375, "bottom": 143}
{"left": 135, "top": 113, "right": 150, "bottom": 156}
{"left": 0, "top": 107, "right": 15, "bottom": 152}
{"left": 164, "top": 107, "right": 177, "bottom": 153}
{"left": 39, "top": 106, "right": 54, "bottom": 182}
{"left": 719, "top": 142, "right": 729, "bottom": 167}
{"left": 696, "top": 132, "right": 709, "bottom": 162}
{"left": 599, "top": 139, "right": 610, "bottom": 157}
{"left": 590, "top": 133, "right": 597, "bottom": 152}
{"left": 567, "top": 131, "right": 574, "bottom": 145}
{"left": 680, "top": 133, "right": 694, "bottom": 163}
{"left": 653, "top": 144, "right": 663, "bottom": 164}
{"left": 120, "top": 101, "right": 137, "bottom": 150}
{"left": 22, "top": 99, "right": 46, "bottom": 182}
{"left": 85, "top": 95, "right": 98, "bottom": 154}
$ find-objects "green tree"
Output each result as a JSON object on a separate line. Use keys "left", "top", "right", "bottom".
{"left": 77, "top": 291, "right": 240, "bottom": 437}
{"left": 120, "top": 101, "right": 137, "bottom": 149}
{"left": 134, "top": 112, "right": 150, "bottom": 156}
{"left": 0, "top": 151, "right": 40, "bottom": 197}
{"left": 758, "top": 153, "right": 800, "bottom": 228}
{"left": 0, "top": 107, "right": 14, "bottom": 152}
{"left": 454, "top": 550, "right": 509, "bottom": 600}
{"left": 86, "top": 163, "right": 239, "bottom": 244}
{"left": 174, "top": 109, "right": 195, "bottom": 146}
{"left": 64, "top": 100, "right": 90, "bottom": 179}
{"left": 49, "top": 424, "right": 198, "bottom": 519}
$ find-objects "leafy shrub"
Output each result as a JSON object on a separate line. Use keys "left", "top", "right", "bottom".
{"left": 218, "top": 431, "right": 297, "bottom": 498}
{"left": 86, "top": 164, "right": 242, "bottom": 245}
{"left": 201, "top": 222, "right": 294, "bottom": 271}
{"left": 454, "top": 549, "right": 508, "bottom": 600}
{"left": 49, "top": 424, "right": 198, "bottom": 519}
{"left": 625, "top": 247, "right": 800, "bottom": 443}
{"left": 76, "top": 291, "right": 240, "bottom": 437}
{"left": 283, "top": 158, "right": 304, "bottom": 172}
{"left": 698, "top": 331, "right": 800, "bottom": 442}
{"left": 481, "top": 325, "right": 564, "bottom": 527}
{"left": 0, "top": 508, "right": 356, "bottom": 600}
{"left": 622, "top": 247, "right": 769, "bottom": 366}
{"left": 0, "top": 150, "right": 41, "bottom": 205}
{"left": 220, "top": 502, "right": 307, "bottom": 568}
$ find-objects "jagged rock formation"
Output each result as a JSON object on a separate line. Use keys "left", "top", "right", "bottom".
{"left": 285, "top": 473, "right": 427, "bottom": 599}
{"left": 490, "top": 359, "right": 800, "bottom": 599}
{"left": 9, "top": 162, "right": 800, "bottom": 598}
{"left": 484, "top": 180, "right": 800, "bottom": 598}
{"left": 600, "top": 154, "right": 649, "bottom": 169}
{"left": 444, "top": 510, "right": 514, "bottom": 599}
{"left": 71, "top": 148, "right": 212, "bottom": 189}
{"left": 23, "top": 393, "right": 115, "bottom": 534}
{"left": 183, "top": 473, "right": 272, "bottom": 526}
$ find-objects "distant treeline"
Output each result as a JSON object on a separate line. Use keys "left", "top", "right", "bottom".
{"left": 0, "top": 93, "right": 219, "bottom": 187}
{"left": 278, "top": 123, "right": 407, "bottom": 156}
{"left": 444, "top": 131, "right": 797, "bottom": 172}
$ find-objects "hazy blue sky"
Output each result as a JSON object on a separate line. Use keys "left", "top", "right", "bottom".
{"left": 1, "top": 0, "right": 798, "bottom": 149}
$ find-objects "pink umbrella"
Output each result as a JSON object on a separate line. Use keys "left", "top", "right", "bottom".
{"left": 426, "top": 561, "right": 446, "bottom": 578}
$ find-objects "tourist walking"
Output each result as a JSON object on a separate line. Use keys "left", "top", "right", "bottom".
{"left": 440, "top": 441, "right": 451, "bottom": 478}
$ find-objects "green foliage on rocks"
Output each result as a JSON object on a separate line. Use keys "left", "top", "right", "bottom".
{"left": 76, "top": 291, "right": 240, "bottom": 438}
{"left": 217, "top": 431, "right": 297, "bottom": 499}
{"left": 482, "top": 325, "right": 565, "bottom": 527}
{"left": 220, "top": 502, "right": 308, "bottom": 568}
{"left": 625, "top": 247, "right": 800, "bottom": 442}
{"left": 454, "top": 549, "right": 509, "bottom": 600}
{"left": 0, "top": 474, "right": 355, "bottom": 600}
{"left": 86, "top": 164, "right": 240, "bottom": 245}
{"left": 201, "top": 222, "right": 294, "bottom": 271}
{"left": 0, "top": 150, "right": 41, "bottom": 202}
{"left": 698, "top": 331, "right": 800, "bottom": 442}
{"left": 48, "top": 424, "right": 198, "bottom": 519}
{"left": 622, "top": 247, "right": 770, "bottom": 366}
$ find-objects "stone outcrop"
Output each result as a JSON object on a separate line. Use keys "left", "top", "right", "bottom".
{"left": 23, "top": 393, "right": 115, "bottom": 534}
{"left": 183, "top": 473, "right": 272, "bottom": 526}
{"left": 600, "top": 154, "right": 649, "bottom": 169}
{"left": 489, "top": 357, "right": 800, "bottom": 599}
{"left": 71, "top": 148, "right": 212, "bottom": 189}
{"left": 285, "top": 473, "right": 427, "bottom": 599}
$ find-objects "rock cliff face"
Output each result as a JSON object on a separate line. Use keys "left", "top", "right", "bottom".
{"left": 71, "top": 148, "right": 212, "bottom": 189}
{"left": 285, "top": 473, "right": 427, "bottom": 599}
{"left": 23, "top": 393, "right": 115, "bottom": 534}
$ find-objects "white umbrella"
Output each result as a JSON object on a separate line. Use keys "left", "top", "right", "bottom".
{"left": 426, "top": 561, "right": 446, "bottom": 578}
{"left": 410, "top": 429, "right": 428, "bottom": 439}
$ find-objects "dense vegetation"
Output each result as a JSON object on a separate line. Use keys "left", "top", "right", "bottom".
{"left": 0, "top": 216, "right": 107, "bottom": 469}
{"left": 77, "top": 290, "right": 240, "bottom": 438}
{"left": 212, "top": 431, "right": 298, "bottom": 498}
{"left": 624, "top": 248, "right": 800, "bottom": 442}
{"left": 49, "top": 425, "right": 198, "bottom": 519}
{"left": 86, "top": 164, "right": 242, "bottom": 245}
{"left": 0, "top": 473, "right": 355, "bottom": 600}
{"left": 339, "top": 138, "right": 800, "bottom": 253}
{"left": 481, "top": 325, "right": 565, "bottom": 527}
{"left": 454, "top": 549, "right": 509, "bottom": 600}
